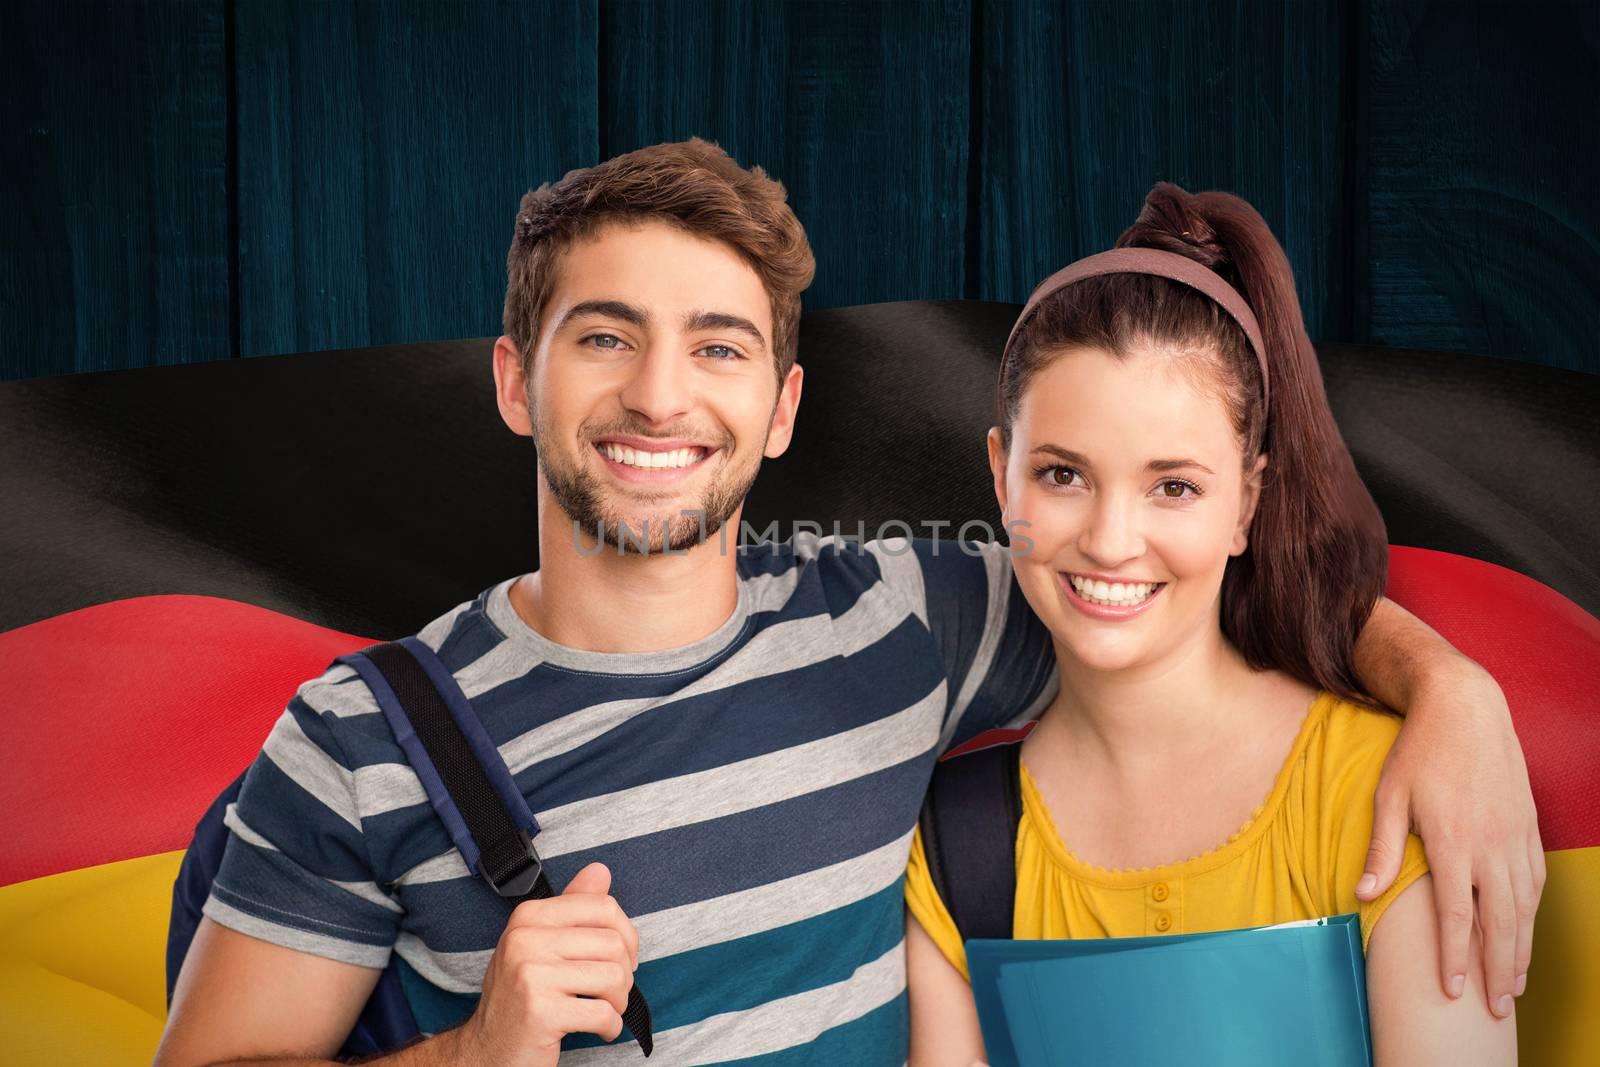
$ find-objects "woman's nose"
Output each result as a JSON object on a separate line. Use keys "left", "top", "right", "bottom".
{"left": 1077, "top": 493, "right": 1145, "bottom": 570}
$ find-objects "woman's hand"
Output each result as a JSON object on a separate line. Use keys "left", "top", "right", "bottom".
{"left": 1358, "top": 658, "right": 1543, "bottom": 1019}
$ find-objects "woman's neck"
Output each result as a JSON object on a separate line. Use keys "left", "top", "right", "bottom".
{"left": 1037, "top": 621, "right": 1278, "bottom": 778}
{"left": 1024, "top": 621, "right": 1319, "bottom": 872}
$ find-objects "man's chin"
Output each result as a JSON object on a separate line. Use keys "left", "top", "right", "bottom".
{"left": 538, "top": 445, "right": 757, "bottom": 556}
{"left": 564, "top": 503, "right": 725, "bottom": 549}
{"left": 595, "top": 500, "right": 702, "bottom": 532}
{"left": 582, "top": 518, "right": 723, "bottom": 555}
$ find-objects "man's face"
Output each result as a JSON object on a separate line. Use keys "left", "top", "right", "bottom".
{"left": 495, "top": 220, "right": 802, "bottom": 554}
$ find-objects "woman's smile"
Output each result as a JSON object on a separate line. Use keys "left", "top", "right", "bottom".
{"left": 1059, "top": 570, "right": 1168, "bottom": 619}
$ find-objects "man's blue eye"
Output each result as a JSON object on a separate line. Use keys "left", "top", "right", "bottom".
{"left": 589, "top": 334, "right": 622, "bottom": 349}
{"left": 700, "top": 344, "right": 738, "bottom": 360}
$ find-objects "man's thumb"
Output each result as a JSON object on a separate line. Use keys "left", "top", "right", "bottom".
{"left": 1358, "top": 795, "right": 1409, "bottom": 899}
{"left": 563, "top": 861, "right": 611, "bottom": 897}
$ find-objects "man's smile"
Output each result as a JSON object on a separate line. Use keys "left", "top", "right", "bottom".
{"left": 592, "top": 433, "right": 718, "bottom": 485}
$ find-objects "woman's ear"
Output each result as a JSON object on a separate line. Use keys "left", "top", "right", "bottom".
{"left": 987, "top": 426, "right": 1010, "bottom": 520}
{"left": 1231, "top": 453, "right": 1269, "bottom": 556}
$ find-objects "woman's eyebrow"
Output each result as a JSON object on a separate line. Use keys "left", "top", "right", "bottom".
{"left": 1031, "top": 446, "right": 1214, "bottom": 476}
{"left": 1147, "top": 458, "right": 1216, "bottom": 475}
{"left": 1031, "top": 444, "right": 1091, "bottom": 466}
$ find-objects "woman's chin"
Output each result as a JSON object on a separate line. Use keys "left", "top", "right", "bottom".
{"left": 1058, "top": 635, "right": 1151, "bottom": 675}
{"left": 1033, "top": 615, "right": 1150, "bottom": 672}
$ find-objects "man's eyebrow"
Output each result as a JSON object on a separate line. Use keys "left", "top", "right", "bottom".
{"left": 1147, "top": 458, "right": 1215, "bottom": 475}
{"left": 684, "top": 310, "right": 768, "bottom": 351}
{"left": 559, "top": 300, "right": 650, "bottom": 331}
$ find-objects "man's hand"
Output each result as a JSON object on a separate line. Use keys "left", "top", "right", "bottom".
{"left": 1357, "top": 660, "right": 1544, "bottom": 1019}
{"left": 449, "top": 862, "right": 641, "bottom": 1067}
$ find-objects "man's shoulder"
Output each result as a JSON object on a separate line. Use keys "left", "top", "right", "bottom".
{"left": 289, "top": 581, "right": 507, "bottom": 721}
{"left": 733, "top": 534, "right": 1017, "bottom": 639}
{"left": 736, "top": 533, "right": 1009, "bottom": 579}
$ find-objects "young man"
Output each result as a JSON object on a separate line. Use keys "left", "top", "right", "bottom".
{"left": 156, "top": 140, "right": 1540, "bottom": 1066}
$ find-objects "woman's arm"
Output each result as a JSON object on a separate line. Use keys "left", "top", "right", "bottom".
{"left": 1367, "top": 874, "right": 1517, "bottom": 1065}
{"left": 906, "top": 913, "right": 987, "bottom": 1067}
{"left": 1352, "top": 597, "right": 1542, "bottom": 1016}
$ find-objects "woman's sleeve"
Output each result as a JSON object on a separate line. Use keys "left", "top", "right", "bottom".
{"left": 905, "top": 824, "right": 973, "bottom": 980}
{"left": 1311, "top": 702, "right": 1430, "bottom": 952}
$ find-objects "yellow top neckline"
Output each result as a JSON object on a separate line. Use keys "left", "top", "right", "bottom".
{"left": 1018, "top": 690, "right": 1339, "bottom": 888}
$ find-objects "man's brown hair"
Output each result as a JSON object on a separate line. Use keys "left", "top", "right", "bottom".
{"left": 503, "top": 139, "right": 815, "bottom": 383}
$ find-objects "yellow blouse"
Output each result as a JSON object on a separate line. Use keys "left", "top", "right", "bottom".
{"left": 906, "top": 692, "right": 1430, "bottom": 979}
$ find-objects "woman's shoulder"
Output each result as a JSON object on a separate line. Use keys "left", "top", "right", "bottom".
{"left": 1291, "top": 693, "right": 1429, "bottom": 948}
{"left": 1277, "top": 692, "right": 1405, "bottom": 859}
{"left": 1298, "top": 691, "right": 1405, "bottom": 778}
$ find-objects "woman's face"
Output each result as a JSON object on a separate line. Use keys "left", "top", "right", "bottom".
{"left": 992, "top": 344, "right": 1266, "bottom": 676}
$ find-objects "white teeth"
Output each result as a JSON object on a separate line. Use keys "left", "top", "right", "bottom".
{"left": 1069, "top": 574, "right": 1161, "bottom": 607}
{"left": 601, "top": 443, "right": 703, "bottom": 469}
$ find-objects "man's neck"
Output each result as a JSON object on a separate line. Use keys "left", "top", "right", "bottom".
{"left": 509, "top": 498, "right": 744, "bottom": 655}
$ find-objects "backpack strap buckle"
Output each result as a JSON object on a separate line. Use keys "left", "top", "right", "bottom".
{"left": 476, "top": 825, "right": 547, "bottom": 899}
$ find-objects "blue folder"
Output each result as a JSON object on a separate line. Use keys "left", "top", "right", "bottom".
{"left": 966, "top": 914, "right": 1370, "bottom": 1067}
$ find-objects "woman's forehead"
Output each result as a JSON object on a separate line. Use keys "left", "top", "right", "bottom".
{"left": 1016, "top": 347, "right": 1243, "bottom": 466}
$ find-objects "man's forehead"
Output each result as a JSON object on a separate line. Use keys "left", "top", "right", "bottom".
{"left": 547, "top": 222, "right": 774, "bottom": 336}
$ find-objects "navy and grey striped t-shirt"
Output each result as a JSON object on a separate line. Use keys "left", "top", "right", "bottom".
{"left": 205, "top": 535, "right": 1057, "bottom": 1065}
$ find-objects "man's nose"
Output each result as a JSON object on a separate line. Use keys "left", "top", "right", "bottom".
{"left": 1077, "top": 492, "right": 1146, "bottom": 570}
{"left": 617, "top": 343, "right": 694, "bottom": 425}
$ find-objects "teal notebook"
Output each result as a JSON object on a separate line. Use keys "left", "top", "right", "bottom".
{"left": 966, "top": 914, "right": 1370, "bottom": 1067}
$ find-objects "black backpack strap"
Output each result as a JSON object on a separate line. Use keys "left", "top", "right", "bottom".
{"left": 346, "top": 638, "right": 654, "bottom": 1057}
{"left": 354, "top": 639, "right": 550, "bottom": 897}
{"left": 918, "top": 738, "right": 1024, "bottom": 943}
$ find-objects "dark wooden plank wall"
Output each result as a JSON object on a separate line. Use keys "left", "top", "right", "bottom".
{"left": 1, "top": 1, "right": 230, "bottom": 380}
{"left": 977, "top": 0, "right": 1349, "bottom": 340}
{"left": 234, "top": 0, "right": 598, "bottom": 357}
{"left": 604, "top": 0, "right": 972, "bottom": 310}
{"left": 1363, "top": 0, "right": 1600, "bottom": 374}
{"left": 3, "top": 0, "right": 1595, "bottom": 381}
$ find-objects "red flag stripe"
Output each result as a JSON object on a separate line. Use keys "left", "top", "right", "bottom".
{"left": 0, "top": 596, "right": 371, "bottom": 886}
{"left": 2, "top": 545, "right": 1595, "bottom": 887}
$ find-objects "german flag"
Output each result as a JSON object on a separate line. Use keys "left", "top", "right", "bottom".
{"left": 2, "top": 320, "right": 1597, "bottom": 1063}
{"left": 1, "top": 547, "right": 1596, "bottom": 1064}
{"left": 0, "top": 596, "right": 370, "bottom": 1064}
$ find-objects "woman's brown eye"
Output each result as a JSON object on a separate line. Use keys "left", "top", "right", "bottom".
{"left": 1162, "top": 481, "right": 1186, "bottom": 497}
{"left": 1053, "top": 469, "right": 1075, "bottom": 485}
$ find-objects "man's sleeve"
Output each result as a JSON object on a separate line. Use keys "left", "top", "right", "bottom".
{"left": 865, "top": 538, "right": 1057, "bottom": 753}
{"left": 201, "top": 667, "right": 402, "bottom": 968}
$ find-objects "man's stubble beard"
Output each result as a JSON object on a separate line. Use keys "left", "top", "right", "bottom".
{"left": 532, "top": 415, "right": 761, "bottom": 555}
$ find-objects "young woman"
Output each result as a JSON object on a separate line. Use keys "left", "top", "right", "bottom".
{"left": 903, "top": 185, "right": 1516, "bottom": 1064}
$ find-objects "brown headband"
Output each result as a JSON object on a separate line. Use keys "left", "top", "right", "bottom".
{"left": 1002, "top": 247, "right": 1269, "bottom": 409}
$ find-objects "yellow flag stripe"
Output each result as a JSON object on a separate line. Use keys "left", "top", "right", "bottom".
{"left": 1, "top": 846, "right": 1596, "bottom": 1065}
